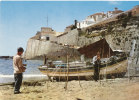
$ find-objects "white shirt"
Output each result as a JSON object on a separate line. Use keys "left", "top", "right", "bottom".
{"left": 13, "top": 54, "right": 25, "bottom": 73}
{"left": 92, "top": 56, "right": 97, "bottom": 65}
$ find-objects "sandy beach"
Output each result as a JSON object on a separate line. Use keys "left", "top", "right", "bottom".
{"left": 0, "top": 78, "right": 139, "bottom": 100}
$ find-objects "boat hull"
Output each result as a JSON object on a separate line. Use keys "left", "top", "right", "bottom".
{"left": 38, "top": 60, "right": 128, "bottom": 81}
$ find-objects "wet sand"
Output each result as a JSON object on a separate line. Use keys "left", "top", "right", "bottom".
{"left": 0, "top": 78, "right": 139, "bottom": 100}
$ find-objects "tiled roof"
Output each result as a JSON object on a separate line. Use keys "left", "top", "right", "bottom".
{"left": 89, "top": 13, "right": 106, "bottom": 17}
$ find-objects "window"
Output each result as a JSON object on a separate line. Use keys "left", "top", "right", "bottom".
{"left": 46, "top": 37, "right": 50, "bottom": 40}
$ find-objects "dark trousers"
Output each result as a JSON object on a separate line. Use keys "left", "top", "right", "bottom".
{"left": 14, "top": 73, "right": 23, "bottom": 92}
{"left": 94, "top": 64, "right": 100, "bottom": 81}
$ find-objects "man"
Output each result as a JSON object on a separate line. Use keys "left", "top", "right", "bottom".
{"left": 13, "top": 47, "right": 26, "bottom": 94}
{"left": 92, "top": 51, "right": 101, "bottom": 81}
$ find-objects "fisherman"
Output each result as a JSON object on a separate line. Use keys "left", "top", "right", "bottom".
{"left": 92, "top": 51, "right": 101, "bottom": 81}
{"left": 13, "top": 47, "right": 26, "bottom": 94}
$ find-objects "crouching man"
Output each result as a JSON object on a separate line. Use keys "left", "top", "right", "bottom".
{"left": 13, "top": 47, "right": 26, "bottom": 94}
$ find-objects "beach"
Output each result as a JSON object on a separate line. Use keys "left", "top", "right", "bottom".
{"left": 0, "top": 78, "right": 139, "bottom": 100}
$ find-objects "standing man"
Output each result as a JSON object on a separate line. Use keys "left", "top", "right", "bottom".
{"left": 13, "top": 47, "right": 26, "bottom": 94}
{"left": 92, "top": 51, "right": 101, "bottom": 81}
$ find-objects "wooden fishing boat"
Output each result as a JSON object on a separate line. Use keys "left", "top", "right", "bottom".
{"left": 38, "top": 58, "right": 128, "bottom": 81}
{"left": 38, "top": 39, "right": 128, "bottom": 81}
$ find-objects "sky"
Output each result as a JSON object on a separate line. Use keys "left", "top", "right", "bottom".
{"left": 0, "top": 1, "right": 139, "bottom": 56}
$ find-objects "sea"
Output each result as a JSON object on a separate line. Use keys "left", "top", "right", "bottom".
{"left": 0, "top": 59, "right": 47, "bottom": 84}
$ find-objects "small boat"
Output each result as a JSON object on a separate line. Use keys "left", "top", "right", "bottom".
{"left": 38, "top": 57, "right": 128, "bottom": 81}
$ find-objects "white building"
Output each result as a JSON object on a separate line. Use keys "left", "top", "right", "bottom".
{"left": 77, "top": 8, "right": 123, "bottom": 28}
{"left": 107, "top": 7, "right": 123, "bottom": 18}
{"left": 77, "top": 12, "right": 106, "bottom": 28}
{"left": 39, "top": 27, "right": 57, "bottom": 42}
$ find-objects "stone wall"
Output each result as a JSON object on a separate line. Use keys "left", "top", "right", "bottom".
{"left": 57, "top": 29, "right": 79, "bottom": 45}
{"left": 77, "top": 16, "right": 139, "bottom": 52}
{"left": 25, "top": 39, "right": 59, "bottom": 59}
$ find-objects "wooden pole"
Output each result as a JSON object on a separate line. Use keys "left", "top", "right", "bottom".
{"left": 43, "top": 55, "right": 51, "bottom": 89}
{"left": 77, "top": 67, "right": 82, "bottom": 88}
{"left": 65, "top": 54, "right": 69, "bottom": 90}
{"left": 44, "top": 55, "right": 47, "bottom": 65}
{"left": 59, "top": 66, "right": 61, "bottom": 82}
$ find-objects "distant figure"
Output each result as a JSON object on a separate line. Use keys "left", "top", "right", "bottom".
{"left": 92, "top": 51, "right": 101, "bottom": 81}
{"left": 80, "top": 55, "right": 85, "bottom": 62}
{"left": 13, "top": 47, "right": 26, "bottom": 94}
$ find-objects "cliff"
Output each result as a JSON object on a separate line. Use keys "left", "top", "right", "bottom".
{"left": 24, "top": 38, "right": 80, "bottom": 61}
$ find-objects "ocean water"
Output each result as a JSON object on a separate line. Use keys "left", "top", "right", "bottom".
{"left": 0, "top": 59, "right": 47, "bottom": 83}
{"left": 0, "top": 59, "right": 43, "bottom": 75}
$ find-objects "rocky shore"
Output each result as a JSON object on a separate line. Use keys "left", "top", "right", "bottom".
{"left": 0, "top": 78, "right": 139, "bottom": 100}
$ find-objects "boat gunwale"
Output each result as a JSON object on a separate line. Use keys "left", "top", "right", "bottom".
{"left": 38, "top": 59, "right": 127, "bottom": 70}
